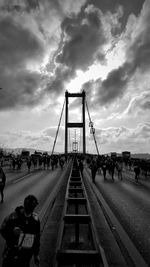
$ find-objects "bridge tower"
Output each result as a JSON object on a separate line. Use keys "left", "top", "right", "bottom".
{"left": 65, "top": 91, "right": 86, "bottom": 155}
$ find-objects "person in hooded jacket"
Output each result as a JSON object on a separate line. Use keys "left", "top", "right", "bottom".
{"left": 0, "top": 166, "right": 6, "bottom": 203}
{"left": 0, "top": 195, "right": 40, "bottom": 267}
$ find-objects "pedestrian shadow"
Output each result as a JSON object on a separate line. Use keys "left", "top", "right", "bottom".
{"left": 101, "top": 178, "right": 115, "bottom": 183}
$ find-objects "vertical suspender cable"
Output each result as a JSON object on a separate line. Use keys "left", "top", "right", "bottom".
{"left": 69, "top": 129, "right": 71, "bottom": 152}
{"left": 79, "top": 129, "right": 81, "bottom": 152}
{"left": 51, "top": 99, "right": 65, "bottom": 156}
{"left": 85, "top": 100, "right": 100, "bottom": 156}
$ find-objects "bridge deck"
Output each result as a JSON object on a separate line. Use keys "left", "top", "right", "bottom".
{"left": 35, "top": 158, "right": 147, "bottom": 267}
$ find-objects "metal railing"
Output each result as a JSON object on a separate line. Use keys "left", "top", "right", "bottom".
{"left": 55, "top": 157, "right": 104, "bottom": 267}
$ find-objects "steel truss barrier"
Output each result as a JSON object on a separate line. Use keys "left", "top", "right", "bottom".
{"left": 55, "top": 157, "right": 105, "bottom": 267}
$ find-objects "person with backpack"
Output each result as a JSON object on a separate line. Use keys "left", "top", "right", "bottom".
{"left": 0, "top": 195, "right": 40, "bottom": 267}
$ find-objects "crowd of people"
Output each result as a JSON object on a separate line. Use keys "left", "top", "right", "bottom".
{"left": 84, "top": 154, "right": 150, "bottom": 183}
{"left": 0, "top": 153, "right": 69, "bottom": 204}
{"left": 3, "top": 154, "right": 68, "bottom": 173}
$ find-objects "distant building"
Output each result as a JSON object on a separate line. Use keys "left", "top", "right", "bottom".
{"left": 122, "top": 151, "right": 131, "bottom": 160}
{"left": 31, "top": 151, "right": 42, "bottom": 161}
{"left": 111, "top": 152, "right": 117, "bottom": 160}
{"left": 21, "top": 150, "right": 30, "bottom": 160}
{"left": 43, "top": 152, "right": 48, "bottom": 157}
{"left": 34, "top": 151, "right": 42, "bottom": 155}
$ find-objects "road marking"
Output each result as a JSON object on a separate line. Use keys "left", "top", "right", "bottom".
{"left": 12, "top": 173, "right": 30, "bottom": 183}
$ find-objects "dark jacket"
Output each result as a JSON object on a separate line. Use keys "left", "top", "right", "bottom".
{"left": 0, "top": 167, "right": 6, "bottom": 187}
{"left": 90, "top": 161, "right": 98, "bottom": 173}
{"left": 0, "top": 206, "right": 40, "bottom": 258}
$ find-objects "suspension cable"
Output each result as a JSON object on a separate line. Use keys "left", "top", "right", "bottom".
{"left": 51, "top": 99, "right": 65, "bottom": 155}
{"left": 79, "top": 128, "right": 81, "bottom": 152}
{"left": 69, "top": 128, "right": 71, "bottom": 153}
{"left": 85, "top": 99, "right": 100, "bottom": 156}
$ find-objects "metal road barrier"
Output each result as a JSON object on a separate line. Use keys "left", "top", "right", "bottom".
{"left": 55, "top": 157, "right": 105, "bottom": 267}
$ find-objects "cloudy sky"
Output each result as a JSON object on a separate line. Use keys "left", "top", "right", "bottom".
{"left": 0, "top": 0, "right": 150, "bottom": 155}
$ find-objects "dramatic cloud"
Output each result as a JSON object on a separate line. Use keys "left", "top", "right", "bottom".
{"left": 0, "top": 70, "right": 45, "bottom": 110}
{"left": 122, "top": 91, "right": 150, "bottom": 117}
{"left": 56, "top": 5, "right": 107, "bottom": 70}
{"left": 0, "top": 0, "right": 40, "bottom": 12}
{"left": 95, "top": 64, "right": 129, "bottom": 105}
{"left": 81, "top": 64, "right": 128, "bottom": 107}
{"left": 0, "top": 13, "right": 46, "bottom": 109}
{"left": 88, "top": 0, "right": 145, "bottom": 31}
{"left": 45, "top": 66, "right": 76, "bottom": 96}
{"left": 81, "top": 0, "right": 150, "bottom": 106}
{"left": 126, "top": 0, "right": 150, "bottom": 72}
{"left": 0, "top": 16, "right": 44, "bottom": 68}
{"left": 0, "top": 0, "right": 149, "bottom": 111}
{"left": 0, "top": 0, "right": 88, "bottom": 110}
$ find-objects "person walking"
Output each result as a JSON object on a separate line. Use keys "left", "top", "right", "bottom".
{"left": 116, "top": 161, "right": 123, "bottom": 180}
{"left": 78, "top": 160, "right": 84, "bottom": 177}
{"left": 0, "top": 166, "right": 6, "bottom": 203}
{"left": 59, "top": 157, "right": 65, "bottom": 170}
{"left": 109, "top": 160, "right": 115, "bottom": 180}
{"left": 134, "top": 164, "right": 140, "bottom": 182}
{"left": 0, "top": 195, "right": 40, "bottom": 267}
{"left": 101, "top": 161, "right": 107, "bottom": 180}
{"left": 90, "top": 160, "right": 98, "bottom": 183}
{"left": 27, "top": 158, "right": 32, "bottom": 173}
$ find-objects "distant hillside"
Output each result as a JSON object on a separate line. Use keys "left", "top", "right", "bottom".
{"left": 1, "top": 147, "right": 150, "bottom": 159}
{"left": 131, "top": 153, "right": 150, "bottom": 159}
{"left": 1, "top": 147, "right": 50, "bottom": 156}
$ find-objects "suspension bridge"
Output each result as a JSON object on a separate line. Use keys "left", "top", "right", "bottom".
{"left": 51, "top": 90, "right": 100, "bottom": 156}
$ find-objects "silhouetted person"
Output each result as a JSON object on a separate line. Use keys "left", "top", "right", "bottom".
{"left": 12, "top": 158, "right": 16, "bottom": 170}
{"left": 0, "top": 195, "right": 40, "bottom": 267}
{"left": 43, "top": 156, "right": 47, "bottom": 169}
{"left": 109, "top": 160, "right": 115, "bottom": 180}
{"left": 78, "top": 160, "right": 84, "bottom": 177}
{"left": 134, "top": 164, "right": 140, "bottom": 182}
{"left": 0, "top": 166, "right": 6, "bottom": 203}
{"left": 102, "top": 162, "right": 107, "bottom": 180}
{"left": 116, "top": 161, "right": 123, "bottom": 180}
{"left": 27, "top": 158, "right": 32, "bottom": 173}
{"left": 51, "top": 158, "right": 55, "bottom": 170}
{"left": 90, "top": 160, "right": 98, "bottom": 183}
{"left": 128, "top": 160, "right": 132, "bottom": 171}
{"left": 59, "top": 157, "right": 65, "bottom": 170}
{"left": 46, "top": 156, "right": 50, "bottom": 169}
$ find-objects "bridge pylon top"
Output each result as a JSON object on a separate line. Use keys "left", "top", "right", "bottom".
{"left": 65, "top": 90, "right": 86, "bottom": 155}
{"left": 65, "top": 90, "right": 85, "bottom": 98}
